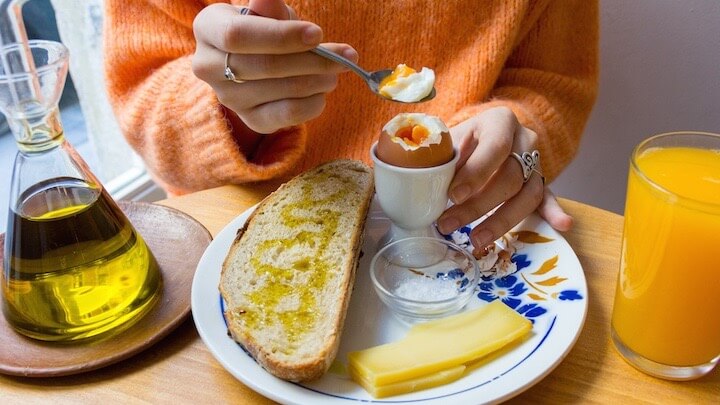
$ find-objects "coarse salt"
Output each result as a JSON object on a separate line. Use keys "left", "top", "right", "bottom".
{"left": 393, "top": 276, "right": 458, "bottom": 301}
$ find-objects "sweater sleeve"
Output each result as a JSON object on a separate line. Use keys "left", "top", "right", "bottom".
{"left": 103, "top": 0, "right": 307, "bottom": 195}
{"left": 447, "top": 0, "right": 599, "bottom": 182}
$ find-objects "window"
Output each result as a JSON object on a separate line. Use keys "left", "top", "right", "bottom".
{"left": 0, "top": 0, "right": 164, "bottom": 232}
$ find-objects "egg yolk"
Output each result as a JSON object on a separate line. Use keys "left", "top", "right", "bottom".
{"left": 379, "top": 65, "right": 417, "bottom": 96}
{"left": 393, "top": 124, "right": 429, "bottom": 147}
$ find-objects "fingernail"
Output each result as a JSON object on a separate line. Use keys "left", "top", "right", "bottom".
{"left": 343, "top": 47, "right": 359, "bottom": 62}
{"left": 472, "top": 229, "right": 494, "bottom": 248}
{"left": 302, "top": 25, "right": 322, "bottom": 45}
{"left": 437, "top": 216, "right": 460, "bottom": 235}
{"left": 450, "top": 185, "right": 471, "bottom": 204}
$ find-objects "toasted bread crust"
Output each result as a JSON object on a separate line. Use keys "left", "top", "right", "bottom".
{"left": 220, "top": 159, "right": 374, "bottom": 382}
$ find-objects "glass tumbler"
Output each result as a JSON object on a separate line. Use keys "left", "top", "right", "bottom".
{"left": 611, "top": 131, "right": 720, "bottom": 380}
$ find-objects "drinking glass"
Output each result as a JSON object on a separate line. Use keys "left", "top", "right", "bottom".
{"left": 611, "top": 131, "right": 720, "bottom": 380}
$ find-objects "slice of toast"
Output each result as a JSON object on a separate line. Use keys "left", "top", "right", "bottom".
{"left": 220, "top": 159, "right": 374, "bottom": 382}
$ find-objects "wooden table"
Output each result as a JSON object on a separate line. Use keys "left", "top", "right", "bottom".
{"left": 2, "top": 184, "right": 718, "bottom": 403}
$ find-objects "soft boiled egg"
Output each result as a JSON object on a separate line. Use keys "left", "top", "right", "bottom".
{"left": 378, "top": 64, "right": 435, "bottom": 103}
{"left": 376, "top": 113, "right": 454, "bottom": 168}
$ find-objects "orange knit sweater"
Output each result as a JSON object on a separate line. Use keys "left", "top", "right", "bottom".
{"left": 104, "top": 0, "right": 598, "bottom": 195}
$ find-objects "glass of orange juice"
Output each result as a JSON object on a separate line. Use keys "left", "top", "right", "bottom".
{"left": 611, "top": 131, "right": 720, "bottom": 380}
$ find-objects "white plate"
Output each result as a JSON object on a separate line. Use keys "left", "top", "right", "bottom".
{"left": 191, "top": 197, "right": 587, "bottom": 404}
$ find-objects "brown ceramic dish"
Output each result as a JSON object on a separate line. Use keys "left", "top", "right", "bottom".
{"left": 0, "top": 200, "right": 211, "bottom": 377}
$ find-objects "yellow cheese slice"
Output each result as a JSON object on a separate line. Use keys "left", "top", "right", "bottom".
{"left": 349, "top": 364, "right": 466, "bottom": 398}
{"left": 348, "top": 300, "right": 532, "bottom": 386}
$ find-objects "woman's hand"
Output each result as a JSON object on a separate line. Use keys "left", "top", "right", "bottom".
{"left": 191, "top": 0, "right": 358, "bottom": 134}
{"left": 437, "top": 107, "right": 573, "bottom": 254}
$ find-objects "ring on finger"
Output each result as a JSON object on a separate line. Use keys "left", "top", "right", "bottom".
{"left": 224, "top": 52, "right": 247, "bottom": 84}
{"left": 511, "top": 150, "right": 544, "bottom": 184}
{"left": 237, "top": 7, "right": 258, "bottom": 16}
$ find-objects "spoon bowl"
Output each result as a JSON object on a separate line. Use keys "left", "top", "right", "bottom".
{"left": 311, "top": 46, "right": 436, "bottom": 103}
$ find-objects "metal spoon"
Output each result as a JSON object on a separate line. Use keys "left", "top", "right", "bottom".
{"left": 311, "top": 46, "right": 436, "bottom": 103}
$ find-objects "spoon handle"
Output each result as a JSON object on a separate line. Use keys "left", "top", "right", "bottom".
{"left": 311, "top": 46, "right": 371, "bottom": 81}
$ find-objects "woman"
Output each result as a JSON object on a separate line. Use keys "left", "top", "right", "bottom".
{"left": 104, "top": 0, "right": 598, "bottom": 250}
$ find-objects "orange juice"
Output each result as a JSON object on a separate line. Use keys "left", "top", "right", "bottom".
{"left": 612, "top": 145, "right": 720, "bottom": 367}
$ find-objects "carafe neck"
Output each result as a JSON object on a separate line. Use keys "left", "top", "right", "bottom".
{"left": 8, "top": 104, "right": 64, "bottom": 152}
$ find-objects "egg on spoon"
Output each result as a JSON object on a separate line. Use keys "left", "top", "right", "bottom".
{"left": 378, "top": 64, "right": 435, "bottom": 103}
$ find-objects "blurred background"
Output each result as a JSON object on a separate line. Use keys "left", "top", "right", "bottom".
{"left": 0, "top": 0, "right": 97, "bottom": 230}
{"left": 553, "top": 0, "right": 720, "bottom": 213}
{"left": 1, "top": 0, "right": 720, "bottom": 232}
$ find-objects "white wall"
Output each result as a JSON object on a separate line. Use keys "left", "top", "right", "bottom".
{"left": 552, "top": 0, "right": 720, "bottom": 214}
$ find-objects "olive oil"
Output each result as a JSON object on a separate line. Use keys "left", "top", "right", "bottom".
{"left": 2, "top": 177, "right": 162, "bottom": 341}
{"left": 240, "top": 173, "right": 352, "bottom": 352}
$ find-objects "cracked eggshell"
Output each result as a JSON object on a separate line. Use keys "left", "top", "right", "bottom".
{"left": 376, "top": 113, "right": 454, "bottom": 168}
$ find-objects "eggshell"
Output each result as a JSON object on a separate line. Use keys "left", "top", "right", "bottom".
{"left": 376, "top": 114, "right": 454, "bottom": 168}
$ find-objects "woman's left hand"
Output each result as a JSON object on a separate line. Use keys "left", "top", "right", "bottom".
{"left": 436, "top": 107, "right": 573, "bottom": 253}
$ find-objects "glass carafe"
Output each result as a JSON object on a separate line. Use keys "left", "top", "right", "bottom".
{"left": 0, "top": 40, "right": 162, "bottom": 342}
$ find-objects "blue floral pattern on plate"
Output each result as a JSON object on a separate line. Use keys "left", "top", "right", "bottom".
{"left": 444, "top": 226, "right": 584, "bottom": 323}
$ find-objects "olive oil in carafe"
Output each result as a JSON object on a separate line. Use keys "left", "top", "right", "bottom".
{"left": 2, "top": 177, "right": 162, "bottom": 341}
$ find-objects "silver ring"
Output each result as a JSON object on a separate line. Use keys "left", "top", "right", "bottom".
{"left": 224, "top": 53, "right": 246, "bottom": 84}
{"left": 238, "top": 7, "right": 258, "bottom": 16}
{"left": 511, "top": 150, "right": 542, "bottom": 183}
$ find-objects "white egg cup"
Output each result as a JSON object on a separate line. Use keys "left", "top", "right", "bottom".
{"left": 371, "top": 142, "right": 459, "bottom": 250}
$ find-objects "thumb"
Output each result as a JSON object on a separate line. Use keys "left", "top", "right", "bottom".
{"left": 537, "top": 187, "right": 574, "bottom": 232}
{"left": 247, "top": 0, "right": 292, "bottom": 20}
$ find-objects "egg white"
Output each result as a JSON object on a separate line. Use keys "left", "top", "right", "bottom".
{"left": 380, "top": 66, "right": 435, "bottom": 103}
{"left": 382, "top": 113, "right": 449, "bottom": 151}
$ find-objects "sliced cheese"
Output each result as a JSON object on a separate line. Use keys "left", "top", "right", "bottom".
{"left": 349, "top": 364, "right": 466, "bottom": 398}
{"left": 348, "top": 300, "right": 531, "bottom": 386}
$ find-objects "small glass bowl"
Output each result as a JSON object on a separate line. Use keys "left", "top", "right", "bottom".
{"left": 370, "top": 237, "right": 480, "bottom": 324}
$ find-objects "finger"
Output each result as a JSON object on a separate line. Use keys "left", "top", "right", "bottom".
{"left": 241, "top": 93, "right": 328, "bottom": 134}
{"left": 448, "top": 107, "right": 519, "bottom": 205}
{"left": 248, "top": 0, "right": 292, "bottom": 20}
{"left": 221, "top": 43, "right": 357, "bottom": 82}
{"left": 507, "top": 127, "right": 540, "bottom": 184}
{"left": 194, "top": 4, "right": 322, "bottom": 54}
{"left": 537, "top": 187, "right": 574, "bottom": 232}
{"left": 467, "top": 171, "right": 545, "bottom": 249}
{"left": 194, "top": 42, "right": 356, "bottom": 84}
{"left": 216, "top": 74, "right": 338, "bottom": 111}
{"left": 437, "top": 157, "right": 523, "bottom": 234}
